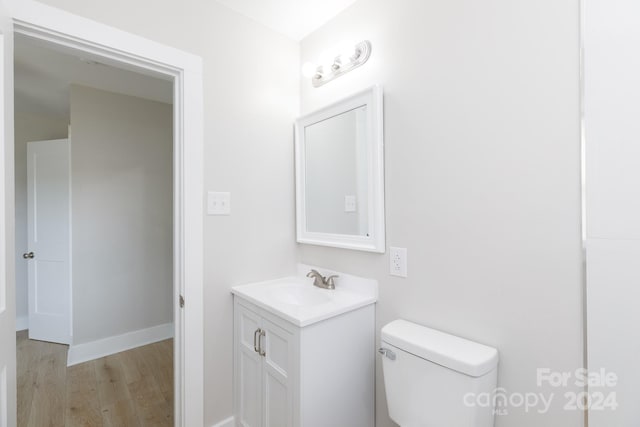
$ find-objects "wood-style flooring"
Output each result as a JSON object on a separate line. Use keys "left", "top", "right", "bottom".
{"left": 17, "top": 330, "right": 173, "bottom": 427}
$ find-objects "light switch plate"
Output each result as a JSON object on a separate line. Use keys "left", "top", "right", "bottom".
{"left": 390, "top": 247, "right": 407, "bottom": 277}
{"left": 344, "top": 195, "right": 357, "bottom": 212}
{"left": 207, "top": 191, "right": 231, "bottom": 215}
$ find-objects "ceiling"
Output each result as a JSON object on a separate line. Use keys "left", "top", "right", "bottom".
{"left": 215, "top": 0, "right": 359, "bottom": 40}
{"left": 14, "top": 35, "right": 173, "bottom": 121}
{"left": 14, "top": 0, "right": 359, "bottom": 119}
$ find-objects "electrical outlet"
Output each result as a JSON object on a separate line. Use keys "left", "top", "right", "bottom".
{"left": 207, "top": 191, "right": 231, "bottom": 215}
{"left": 390, "top": 247, "right": 407, "bottom": 277}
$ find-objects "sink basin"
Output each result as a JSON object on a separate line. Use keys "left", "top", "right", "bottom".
{"left": 271, "top": 285, "right": 331, "bottom": 306}
{"left": 231, "top": 266, "right": 378, "bottom": 326}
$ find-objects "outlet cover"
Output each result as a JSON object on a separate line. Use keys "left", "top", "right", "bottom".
{"left": 390, "top": 247, "right": 407, "bottom": 277}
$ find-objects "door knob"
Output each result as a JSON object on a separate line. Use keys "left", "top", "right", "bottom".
{"left": 22, "top": 252, "right": 34, "bottom": 259}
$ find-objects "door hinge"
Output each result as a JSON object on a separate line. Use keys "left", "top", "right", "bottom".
{"left": 179, "top": 295, "right": 185, "bottom": 308}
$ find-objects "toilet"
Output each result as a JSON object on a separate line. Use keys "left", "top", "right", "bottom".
{"left": 380, "top": 319, "right": 499, "bottom": 427}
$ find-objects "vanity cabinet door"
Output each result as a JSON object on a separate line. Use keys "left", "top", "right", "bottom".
{"left": 234, "top": 298, "right": 298, "bottom": 427}
{"left": 261, "top": 318, "right": 294, "bottom": 427}
{"left": 235, "top": 303, "right": 263, "bottom": 427}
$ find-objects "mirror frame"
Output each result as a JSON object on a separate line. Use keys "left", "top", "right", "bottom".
{"left": 295, "top": 85, "right": 385, "bottom": 253}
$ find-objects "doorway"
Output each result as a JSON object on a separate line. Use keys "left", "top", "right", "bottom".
{"left": 14, "top": 31, "right": 176, "bottom": 424}
{"left": 0, "top": 2, "right": 204, "bottom": 426}
{"left": 15, "top": 32, "right": 175, "bottom": 347}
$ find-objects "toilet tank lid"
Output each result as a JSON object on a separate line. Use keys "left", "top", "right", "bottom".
{"left": 381, "top": 319, "right": 499, "bottom": 377}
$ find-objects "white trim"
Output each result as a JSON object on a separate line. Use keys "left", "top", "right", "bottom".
{"left": 67, "top": 323, "right": 174, "bottom": 366}
{"left": 7, "top": 0, "right": 201, "bottom": 73}
{"left": 0, "top": 7, "right": 16, "bottom": 427}
{"left": 295, "top": 85, "right": 385, "bottom": 253}
{"left": 4, "top": 2, "right": 204, "bottom": 426}
{"left": 0, "top": 366, "right": 6, "bottom": 427}
{"left": 210, "top": 416, "right": 235, "bottom": 427}
{"left": 14, "top": 316, "right": 26, "bottom": 331}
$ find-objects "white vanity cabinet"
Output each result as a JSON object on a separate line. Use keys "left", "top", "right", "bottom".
{"left": 235, "top": 298, "right": 297, "bottom": 427}
{"left": 233, "top": 294, "right": 375, "bottom": 427}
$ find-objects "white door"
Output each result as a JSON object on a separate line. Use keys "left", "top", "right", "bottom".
{"left": 0, "top": 0, "right": 14, "bottom": 425}
{"left": 261, "top": 318, "right": 293, "bottom": 427}
{"left": 26, "top": 139, "right": 71, "bottom": 344}
{"left": 235, "top": 302, "right": 263, "bottom": 427}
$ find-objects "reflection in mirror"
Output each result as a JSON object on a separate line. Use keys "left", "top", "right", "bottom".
{"left": 304, "top": 106, "right": 368, "bottom": 236}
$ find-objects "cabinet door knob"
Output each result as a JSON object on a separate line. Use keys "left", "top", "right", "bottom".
{"left": 23, "top": 252, "right": 34, "bottom": 259}
{"left": 259, "top": 330, "right": 266, "bottom": 357}
{"left": 254, "top": 328, "right": 261, "bottom": 353}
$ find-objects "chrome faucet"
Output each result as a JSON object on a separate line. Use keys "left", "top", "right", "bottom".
{"left": 306, "top": 269, "right": 338, "bottom": 290}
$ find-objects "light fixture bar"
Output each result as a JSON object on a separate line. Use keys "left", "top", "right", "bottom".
{"left": 311, "top": 40, "right": 372, "bottom": 88}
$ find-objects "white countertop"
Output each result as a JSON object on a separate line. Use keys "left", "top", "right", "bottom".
{"left": 231, "top": 266, "right": 378, "bottom": 327}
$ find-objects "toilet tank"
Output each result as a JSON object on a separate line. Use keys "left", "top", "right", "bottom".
{"left": 380, "top": 320, "right": 499, "bottom": 427}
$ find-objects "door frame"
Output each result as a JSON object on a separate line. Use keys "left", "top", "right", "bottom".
{"left": 4, "top": 1, "right": 204, "bottom": 426}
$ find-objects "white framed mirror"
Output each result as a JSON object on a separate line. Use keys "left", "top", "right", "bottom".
{"left": 295, "top": 85, "right": 385, "bottom": 253}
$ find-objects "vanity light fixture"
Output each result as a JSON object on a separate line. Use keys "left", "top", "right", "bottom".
{"left": 302, "top": 40, "right": 372, "bottom": 88}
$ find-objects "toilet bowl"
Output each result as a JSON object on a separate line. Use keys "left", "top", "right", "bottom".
{"left": 380, "top": 319, "right": 499, "bottom": 427}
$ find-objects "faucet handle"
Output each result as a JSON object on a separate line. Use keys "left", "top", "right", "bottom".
{"left": 325, "top": 275, "right": 339, "bottom": 287}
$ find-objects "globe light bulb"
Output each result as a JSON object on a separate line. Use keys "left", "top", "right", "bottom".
{"left": 301, "top": 62, "right": 317, "bottom": 78}
{"left": 336, "top": 41, "right": 356, "bottom": 63}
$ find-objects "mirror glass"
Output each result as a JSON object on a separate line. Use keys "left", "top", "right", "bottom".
{"left": 304, "top": 106, "right": 369, "bottom": 236}
{"left": 295, "top": 86, "right": 384, "bottom": 253}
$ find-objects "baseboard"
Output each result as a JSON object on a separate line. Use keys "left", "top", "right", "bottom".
{"left": 211, "top": 416, "right": 234, "bottom": 427}
{"left": 67, "top": 323, "right": 173, "bottom": 367}
{"left": 15, "top": 316, "right": 28, "bottom": 331}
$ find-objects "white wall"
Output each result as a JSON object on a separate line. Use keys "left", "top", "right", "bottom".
{"left": 69, "top": 85, "right": 173, "bottom": 344}
{"left": 585, "top": 1, "right": 640, "bottom": 425}
{"left": 36, "top": 1, "right": 300, "bottom": 424}
{"left": 14, "top": 111, "right": 68, "bottom": 329}
{"left": 30, "top": 2, "right": 585, "bottom": 427}
{"left": 300, "top": 1, "right": 584, "bottom": 426}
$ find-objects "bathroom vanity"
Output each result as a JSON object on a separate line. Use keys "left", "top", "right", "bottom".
{"left": 231, "top": 266, "right": 377, "bottom": 427}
